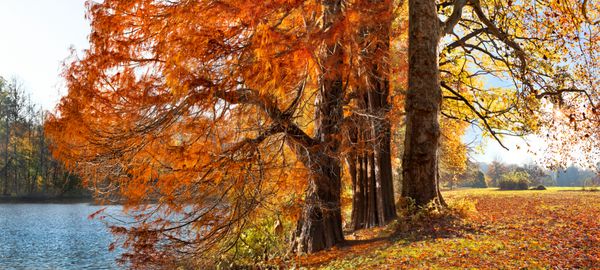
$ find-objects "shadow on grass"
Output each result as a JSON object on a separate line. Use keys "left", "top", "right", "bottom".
{"left": 291, "top": 235, "right": 394, "bottom": 268}
{"left": 388, "top": 211, "right": 484, "bottom": 243}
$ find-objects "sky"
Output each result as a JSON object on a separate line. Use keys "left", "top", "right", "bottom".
{"left": 0, "top": 0, "right": 90, "bottom": 110}
{"left": 465, "top": 127, "right": 543, "bottom": 165}
{"left": 0, "top": 0, "right": 541, "bottom": 166}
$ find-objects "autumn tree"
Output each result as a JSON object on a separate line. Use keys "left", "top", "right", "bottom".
{"left": 523, "top": 163, "right": 553, "bottom": 187}
{"left": 533, "top": 1, "right": 600, "bottom": 172}
{"left": 0, "top": 77, "right": 7, "bottom": 195}
{"left": 44, "top": 0, "right": 600, "bottom": 266}
{"left": 402, "top": 0, "right": 599, "bottom": 206}
{"left": 438, "top": 117, "right": 468, "bottom": 189}
{"left": 45, "top": 0, "right": 410, "bottom": 265}
{"left": 486, "top": 159, "right": 508, "bottom": 187}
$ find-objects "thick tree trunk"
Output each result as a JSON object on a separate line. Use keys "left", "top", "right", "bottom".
{"left": 292, "top": 0, "right": 345, "bottom": 254}
{"left": 347, "top": 0, "right": 396, "bottom": 230}
{"left": 292, "top": 150, "right": 344, "bottom": 253}
{"left": 401, "top": 0, "right": 444, "bottom": 206}
{"left": 347, "top": 108, "right": 396, "bottom": 229}
{"left": 368, "top": 14, "right": 397, "bottom": 225}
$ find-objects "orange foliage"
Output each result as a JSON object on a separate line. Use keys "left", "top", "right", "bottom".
{"left": 45, "top": 0, "right": 323, "bottom": 265}
{"left": 41, "top": 0, "right": 600, "bottom": 267}
{"left": 45, "top": 0, "right": 409, "bottom": 266}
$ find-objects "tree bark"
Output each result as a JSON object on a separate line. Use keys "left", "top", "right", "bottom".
{"left": 367, "top": 2, "right": 397, "bottom": 224}
{"left": 401, "top": 0, "right": 444, "bottom": 206}
{"left": 291, "top": 0, "right": 345, "bottom": 254}
{"left": 292, "top": 149, "right": 345, "bottom": 253}
{"left": 347, "top": 0, "right": 396, "bottom": 230}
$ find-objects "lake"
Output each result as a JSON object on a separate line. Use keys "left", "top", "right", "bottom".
{"left": 0, "top": 203, "right": 122, "bottom": 269}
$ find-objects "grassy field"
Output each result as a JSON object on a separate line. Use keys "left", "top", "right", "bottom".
{"left": 290, "top": 188, "right": 600, "bottom": 269}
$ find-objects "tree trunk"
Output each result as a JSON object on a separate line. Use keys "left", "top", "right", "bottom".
{"left": 347, "top": 0, "right": 396, "bottom": 230}
{"left": 3, "top": 112, "right": 10, "bottom": 195}
{"left": 347, "top": 115, "right": 396, "bottom": 229}
{"left": 367, "top": 0, "right": 396, "bottom": 224}
{"left": 13, "top": 126, "right": 18, "bottom": 195}
{"left": 401, "top": 0, "right": 444, "bottom": 207}
{"left": 292, "top": 149, "right": 344, "bottom": 253}
{"left": 291, "top": 0, "right": 345, "bottom": 254}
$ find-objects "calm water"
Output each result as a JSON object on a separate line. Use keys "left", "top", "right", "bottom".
{"left": 0, "top": 203, "right": 122, "bottom": 270}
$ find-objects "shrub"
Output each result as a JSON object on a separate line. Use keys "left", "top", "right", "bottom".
{"left": 448, "top": 198, "right": 478, "bottom": 218}
{"left": 499, "top": 171, "right": 530, "bottom": 190}
{"left": 499, "top": 179, "right": 529, "bottom": 190}
{"left": 530, "top": 185, "right": 546, "bottom": 190}
{"left": 582, "top": 177, "right": 600, "bottom": 191}
{"left": 471, "top": 171, "right": 488, "bottom": 188}
{"left": 216, "top": 215, "right": 290, "bottom": 269}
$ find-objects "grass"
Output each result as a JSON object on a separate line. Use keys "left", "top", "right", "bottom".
{"left": 287, "top": 187, "right": 600, "bottom": 269}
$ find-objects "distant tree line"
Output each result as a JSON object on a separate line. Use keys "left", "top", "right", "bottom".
{"left": 484, "top": 159, "right": 599, "bottom": 188}
{"left": 438, "top": 159, "right": 487, "bottom": 189}
{"left": 0, "top": 77, "right": 85, "bottom": 199}
{"left": 438, "top": 156, "right": 600, "bottom": 190}
{"left": 555, "top": 166, "right": 600, "bottom": 188}
{"left": 485, "top": 161, "right": 556, "bottom": 188}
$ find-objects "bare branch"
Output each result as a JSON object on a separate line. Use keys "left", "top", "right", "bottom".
{"left": 441, "top": 81, "right": 509, "bottom": 150}
{"left": 441, "top": 0, "right": 468, "bottom": 37}
{"left": 536, "top": 88, "right": 598, "bottom": 109}
{"left": 445, "top": 28, "right": 488, "bottom": 51}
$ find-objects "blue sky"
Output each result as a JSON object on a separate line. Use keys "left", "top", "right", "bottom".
{"left": 0, "top": 0, "right": 539, "bottom": 165}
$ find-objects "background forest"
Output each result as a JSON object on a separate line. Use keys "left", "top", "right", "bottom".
{"left": 0, "top": 77, "right": 86, "bottom": 199}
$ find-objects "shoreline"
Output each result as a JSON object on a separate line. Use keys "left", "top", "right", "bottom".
{"left": 0, "top": 196, "right": 94, "bottom": 204}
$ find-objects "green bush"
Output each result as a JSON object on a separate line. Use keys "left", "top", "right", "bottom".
{"left": 216, "top": 215, "right": 290, "bottom": 269}
{"left": 471, "top": 171, "right": 488, "bottom": 188}
{"left": 530, "top": 185, "right": 546, "bottom": 190}
{"left": 499, "top": 171, "right": 530, "bottom": 190}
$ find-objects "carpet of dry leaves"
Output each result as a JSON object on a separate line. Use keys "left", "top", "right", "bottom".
{"left": 289, "top": 188, "right": 600, "bottom": 269}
